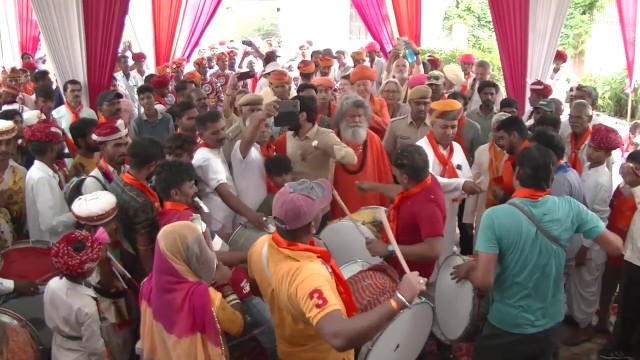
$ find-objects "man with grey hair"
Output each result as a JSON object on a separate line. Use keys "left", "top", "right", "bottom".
{"left": 330, "top": 94, "right": 394, "bottom": 218}
{"left": 565, "top": 100, "right": 594, "bottom": 174}
{"left": 466, "top": 60, "right": 504, "bottom": 111}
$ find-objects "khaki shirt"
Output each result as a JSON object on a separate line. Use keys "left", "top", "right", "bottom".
{"left": 382, "top": 114, "right": 431, "bottom": 156}
{"left": 222, "top": 118, "right": 246, "bottom": 164}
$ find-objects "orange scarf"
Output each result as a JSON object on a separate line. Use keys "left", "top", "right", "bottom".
{"left": 426, "top": 132, "right": 458, "bottom": 178}
{"left": 385, "top": 175, "right": 432, "bottom": 244}
{"left": 569, "top": 128, "right": 592, "bottom": 175}
{"left": 98, "top": 113, "right": 119, "bottom": 124}
{"left": 162, "top": 201, "right": 192, "bottom": 211}
{"left": 64, "top": 100, "right": 83, "bottom": 124}
{"left": 195, "top": 141, "right": 213, "bottom": 151}
{"left": 271, "top": 231, "right": 356, "bottom": 317}
{"left": 511, "top": 187, "right": 550, "bottom": 200}
{"left": 456, "top": 115, "right": 468, "bottom": 157}
{"left": 486, "top": 141, "right": 505, "bottom": 208}
{"left": 122, "top": 172, "right": 161, "bottom": 211}
{"left": 498, "top": 140, "right": 529, "bottom": 194}
{"left": 607, "top": 186, "right": 637, "bottom": 265}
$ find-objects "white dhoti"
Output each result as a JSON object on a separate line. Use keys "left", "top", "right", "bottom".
{"left": 566, "top": 246, "right": 607, "bottom": 328}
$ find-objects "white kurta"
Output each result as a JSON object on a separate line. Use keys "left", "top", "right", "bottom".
{"left": 44, "top": 277, "right": 106, "bottom": 360}
{"left": 192, "top": 147, "right": 237, "bottom": 233}
{"left": 463, "top": 143, "right": 506, "bottom": 230}
{"left": 52, "top": 104, "right": 98, "bottom": 133}
{"left": 231, "top": 141, "right": 267, "bottom": 212}
{"left": 115, "top": 71, "right": 142, "bottom": 114}
{"left": 25, "top": 161, "right": 76, "bottom": 243}
{"left": 415, "top": 137, "right": 472, "bottom": 257}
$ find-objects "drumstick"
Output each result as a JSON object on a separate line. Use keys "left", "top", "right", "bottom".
{"left": 378, "top": 208, "right": 411, "bottom": 276}
{"left": 107, "top": 252, "right": 139, "bottom": 289}
{"left": 332, "top": 189, "right": 369, "bottom": 239}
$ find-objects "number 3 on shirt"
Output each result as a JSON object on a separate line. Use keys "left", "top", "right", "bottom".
{"left": 308, "top": 289, "right": 328, "bottom": 309}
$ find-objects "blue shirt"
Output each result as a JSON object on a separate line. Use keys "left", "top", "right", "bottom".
{"left": 475, "top": 195, "right": 605, "bottom": 334}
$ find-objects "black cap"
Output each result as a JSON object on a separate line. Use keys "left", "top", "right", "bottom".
{"left": 500, "top": 97, "right": 519, "bottom": 110}
{"left": 96, "top": 90, "right": 124, "bottom": 107}
{"left": 321, "top": 48, "right": 336, "bottom": 58}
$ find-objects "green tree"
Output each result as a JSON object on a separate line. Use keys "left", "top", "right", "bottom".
{"left": 558, "top": 0, "right": 609, "bottom": 73}
{"left": 443, "top": 0, "right": 497, "bottom": 54}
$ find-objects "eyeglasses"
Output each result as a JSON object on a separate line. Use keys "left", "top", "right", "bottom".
{"left": 382, "top": 89, "right": 400, "bottom": 95}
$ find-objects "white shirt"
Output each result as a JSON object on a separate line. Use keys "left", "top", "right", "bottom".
{"left": 115, "top": 71, "right": 142, "bottom": 114}
{"left": 0, "top": 278, "right": 14, "bottom": 294}
{"left": 624, "top": 185, "right": 640, "bottom": 266}
{"left": 463, "top": 143, "right": 506, "bottom": 227}
{"left": 255, "top": 77, "right": 270, "bottom": 94}
{"left": 1, "top": 102, "right": 29, "bottom": 113}
{"left": 81, "top": 164, "right": 127, "bottom": 195}
{"left": 231, "top": 141, "right": 267, "bottom": 212}
{"left": 52, "top": 103, "right": 98, "bottom": 133}
{"left": 192, "top": 147, "right": 237, "bottom": 232}
{"left": 368, "top": 57, "right": 386, "bottom": 93}
{"left": 26, "top": 160, "right": 76, "bottom": 243}
{"left": 581, "top": 163, "right": 612, "bottom": 264}
{"left": 44, "top": 277, "right": 106, "bottom": 360}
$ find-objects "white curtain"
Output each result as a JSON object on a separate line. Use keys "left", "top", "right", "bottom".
{"left": 127, "top": 0, "right": 156, "bottom": 71}
{"left": 0, "top": 0, "right": 21, "bottom": 67}
{"left": 32, "top": 0, "right": 89, "bottom": 107}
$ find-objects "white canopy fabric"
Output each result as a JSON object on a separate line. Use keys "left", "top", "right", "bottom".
{"left": 0, "top": 0, "right": 21, "bottom": 67}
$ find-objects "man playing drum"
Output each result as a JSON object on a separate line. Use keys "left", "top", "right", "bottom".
{"left": 364, "top": 144, "right": 446, "bottom": 279}
{"left": 452, "top": 145, "right": 624, "bottom": 359}
{"left": 247, "top": 179, "right": 426, "bottom": 359}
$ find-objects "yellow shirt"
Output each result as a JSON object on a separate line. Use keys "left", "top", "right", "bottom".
{"left": 70, "top": 154, "right": 98, "bottom": 177}
{"left": 248, "top": 235, "right": 354, "bottom": 360}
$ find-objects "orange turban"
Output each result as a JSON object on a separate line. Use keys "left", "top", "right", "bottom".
{"left": 215, "top": 52, "right": 229, "bottom": 61}
{"left": 350, "top": 65, "right": 377, "bottom": 84}
{"left": 269, "top": 70, "right": 292, "bottom": 85}
{"left": 318, "top": 55, "right": 335, "bottom": 67}
{"left": 311, "top": 77, "right": 335, "bottom": 89}
{"left": 171, "top": 58, "right": 186, "bottom": 71}
{"left": 183, "top": 71, "right": 202, "bottom": 87}
{"left": 351, "top": 51, "right": 366, "bottom": 61}
{"left": 297, "top": 60, "right": 315, "bottom": 75}
{"left": 193, "top": 57, "right": 206, "bottom": 68}
{"left": 227, "top": 49, "right": 238, "bottom": 57}
{"left": 156, "top": 63, "right": 169, "bottom": 76}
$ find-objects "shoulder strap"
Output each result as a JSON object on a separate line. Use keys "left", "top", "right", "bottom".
{"left": 88, "top": 174, "right": 108, "bottom": 191}
{"left": 507, "top": 201, "right": 567, "bottom": 253}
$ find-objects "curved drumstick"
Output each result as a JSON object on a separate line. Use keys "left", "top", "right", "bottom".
{"left": 378, "top": 208, "right": 412, "bottom": 276}
{"left": 332, "top": 189, "right": 369, "bottom": 240}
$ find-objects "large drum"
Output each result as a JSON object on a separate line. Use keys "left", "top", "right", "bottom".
{"left": 434, "top": 254, "right": 488, "bottom": 343}
{"left": 340, "top": 261, "right": 399, "bottom": 314}
{"left": 0, "top": 309, "right": 41, "bottom": 360}
{"left": 228, "top": 220, "right": 277, "bottom": 252}
{"left": 319, "top": 207, "right": 386, "bottom": 266}
{"left": 0, "top": 240, "right": 57, "bottom": 283}
{"left": 1, "top": 293, "right": 52, "bottom": 358}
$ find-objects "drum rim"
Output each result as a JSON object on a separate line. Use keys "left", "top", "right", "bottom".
{"left": 317, "top": 221, "right": 382, "bottom": 264}
{"left": 228, "top": 223, "right": 249, "bottom": 247}
{"left": 0, "top": 308, "right": 45, "bottom": 352}
{"left": 434, "top": 253, "right": 477, "bottom": 342}
{"left": 359, "top": 300, "right": 433, "bottom": 359}
{"left": 0, "top": 239, "right": 52, "bottom": 252}
{"left": 339, "top": 260, "right": 371, "bottom": 279}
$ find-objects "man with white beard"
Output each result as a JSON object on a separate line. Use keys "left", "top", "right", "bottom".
{"left": 330, "top": 94, "right": 393, "bottom": 218}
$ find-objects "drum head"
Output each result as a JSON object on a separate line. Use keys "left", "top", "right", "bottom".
{"left": 435, "top": 254, "right": 475, "bottom": 342}
{"left": 339, "top": 260, "right": 371, "bottom": 279}
{"left": 318, "top": 221, "right": 381, "bottom": 266}
{"left": 1, "top": 294, "right": 50, "bottom": 352}
{"left": 359, "top": 301, "right": 433, "bottom": 360}
{"left": 0, "top": 242, "right": 56, "bottom": 282}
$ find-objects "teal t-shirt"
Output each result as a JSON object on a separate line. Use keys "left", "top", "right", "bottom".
{"left": 475, "top": 195, "right": 605, "bottom": 334}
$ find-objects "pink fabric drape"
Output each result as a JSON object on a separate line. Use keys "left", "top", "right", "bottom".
{"left": 153, "top": 0, "right": 183, "bottom": 66}
{"left": 617, "top": 0, "right": 638, "bottom": 91}
{"left": 488, "top": 0, "right": 530, "bottom": 116}
{"left": 351, "top": 0, "right": 395, "bottom": 59}
{"left": 83, "top": 0, "right": 130, "bottom": 109}
{"left": 15, "top": 0, "right": 41, "bottom": 57}
{"left": 173, "top": 0, "right": 223, "bottom": 60}
{"left": 391, "top": 0, "right": 421, "bottom": 45}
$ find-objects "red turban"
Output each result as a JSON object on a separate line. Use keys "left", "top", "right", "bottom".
{"left": 318, "top": 55, "right": 335, "bottom": 67}
{"left": 297, "top": 60, "right": 315, "bottom": 75}
{"left": 554, "top": 49, "right": 568, "bottom": 64}
{"left": 269, "top": 70, "right": 292, "bottom": 85}
{"left": 350, "top": 65, "right": 377, "bottom": 84}
{"left": 24, "top": 120, "right": 64, "bottom": 143}
{"left": 5, "top": 67, "right": 20, "bottom": 79}
{"left": 21, "top": 60, "right": 38, "bottom": 72}
{"left": 193, "top": 57, "right": 206, "bottom": 68}
{"left": 51, "top": 231, "right": 103, "bottom": 278}
{"left": 311, "top": 77, "right": 335, "bottom": 89}
{"left": 365, "top": 41, "right": 380, "bottom": 53}
{"left": 150, "top": 74, "right": 171, "bottom": 89}
{"left": 92, "top": 120, "right": 128, "bottom": 143}
{"left": 590, "top": 124, "right": 623, "bottom": 152}
{"left": 132, "top": 52, "right": 147, "bottom": 62}
{"left": 183, "top": 70, "right": 202, "bottom": 87}
{"left": 530, "top": 80, "right": 553, "bottom": 98}
{"left": 0, "top": 83, "right": 19, "bottom": 95}
{"left": 227, "top": 49, "right": 238, "bottom": 57}
{"left": 171, "top": 58, "right": 186, "bottom": 71}
{"left": 459, "top": 53, "right": 477, "bottom": 64}
{"left": 215, "top": 52, "right": 229, "bottom": 61}
{"left": 426, "top": 55, "right": 442, "bottom": 70}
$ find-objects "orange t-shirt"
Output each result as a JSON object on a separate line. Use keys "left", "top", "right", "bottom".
{"left": 247, "top": 235, "right": 354, "bottom": 360}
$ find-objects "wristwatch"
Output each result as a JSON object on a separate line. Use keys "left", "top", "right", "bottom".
{"left": 387, "top": 245, "right": 396, "bottom": 257}
{"left": 312, "top": 140, "right": 319, "bottom": 149}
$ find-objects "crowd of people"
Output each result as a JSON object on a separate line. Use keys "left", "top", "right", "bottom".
{"left": 0, "top": 38, "right": 637, "bottom": 360}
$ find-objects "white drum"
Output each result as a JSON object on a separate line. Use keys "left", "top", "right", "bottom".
{"left": 434, "top": 254, "right": 488, "bottom": 343}
{"left": 340, "top": 260, "right": 371, "bottom": 279}
{"left": 318, "top": 221, "right": 381, "bottom": 266}
{"left": 358, "top": 300, "right": 433, "bottom": 360}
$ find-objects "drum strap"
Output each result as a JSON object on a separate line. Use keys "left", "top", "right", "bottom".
{"left": 507, "top": 201, "right": 566, "bottom": 253}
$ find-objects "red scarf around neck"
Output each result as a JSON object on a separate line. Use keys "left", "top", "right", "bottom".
{"left": 271, "top": 231, "right": 356, "bottom": 318}
{"left": 260, "top": 142, "right": 279, "bottom": 193}
{"left": 385, "top": 175, "right": 432, "bottom": 244}
{"left": 569, "top": 127, "right": 592, "bottom": 175}
{"left": 511, "top": 187, "right": 550, "bottom": 200}
{"left": 122, "top": 172, "right": 161, "bottom": 211}
{"left": 426, "top": 132, "right": 458, "bottom": 178}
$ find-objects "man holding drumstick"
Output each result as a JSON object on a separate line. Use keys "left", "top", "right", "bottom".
{"left": 247, "top": 178, "right": 426, "bottom": 359}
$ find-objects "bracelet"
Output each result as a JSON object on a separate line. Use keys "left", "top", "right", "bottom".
{"left": 389, "top": 298, "right": 399, "bottom": 313}
{"left": 228, "top": 299, "right": 241, "bottom": 306}
{"left": 395, "top": 291, "right": 411, "bottom": 308}
{"left": 225, "top": 294, "right": 240, "bottom": 303}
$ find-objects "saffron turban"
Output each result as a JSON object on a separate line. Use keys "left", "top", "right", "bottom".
{"left": 51, "top": 231, "right": 103, "bottom": 277}
{"left": 269, "top": 70, "right": 292, "bottom": 85}
{"left": 351, "top": 51, "right": 366, "bottom": 61}
{"left": 311, "top": 77, "right": 335, "bottom": 89}
{"left": 183, "top": 71, "right": 202, "bottom": 87}
{"left": 590, "top": 124, "right": 623, "bottom": 151}
{"left": 429, "top": 99, "right": 463, "bottom": 121}
{"left": 193, "top": 57, "right": 206, "bottom": 68}
{"left": 318, "top": 55, "right": 335, "bottom": 67}
{"left": 150, "top": 74, "right": 171, "bottom": 89}
{"left": 530, "top": 80, "right": 553, "bottom": 98}
{"left": 350, "top": 65, "right": 377, "bottom": 85}
{"left": 297, "top": 60, "right": 315, "bottom": 75}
